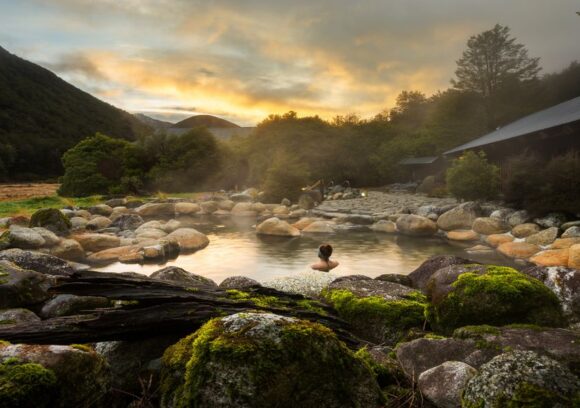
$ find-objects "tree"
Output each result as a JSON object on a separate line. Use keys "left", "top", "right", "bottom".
{"left": 58, "top": 133, "right": 147, "bottom": 197}
{"left": 452, "top": 24, "right": 540, "bottom": 129}
{"left": 446, "top": 151, "right": 500, "bottom": 201}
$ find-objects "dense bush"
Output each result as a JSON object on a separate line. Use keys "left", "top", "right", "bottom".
{"left": 146, "top": 128, "right": 220, "bottom": 192}
{"left": 58, "top": 133, "right": 146, "bottom": 197}
{"left": 446, "top": 151, "right": 500, "bottom": 201}
{"left": 261, "top": 153, "right": 311, "bottom": 203}
{"left": 504, "top": 151, "right": 580, "bottom": 214}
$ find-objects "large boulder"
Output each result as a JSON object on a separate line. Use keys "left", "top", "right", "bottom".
{"left": 150, "top": 266, "right": 217, "bottom": 289}
{"left": 160, "top": 313, "right": 384, "bottom": 408}
{"left": 418, "top": 361, "right": 477, "bottom": 408}
{"left": 471, "top": 217, "right": 509, "bottom": 235}
{"left": 50, "top": 239, "right": 85, "bottom": 262}
{"left": 256, "top": 217, "right": 300, "bottom": 237}
{"left": 525, "top": 226, "right": 559, "bottom": 246}
{"left": 0, "top": 248, "right": 75, "bottom": 276}
{"left": 426, "top": 265, "right": 566, "bottom": 334}
{"left": 396, "top": 214, "right": 437, "bottom": 236}
{"left": 40, "top": 294, "right": 110, "bottom": 318}
{"left": 522, "top": 265, "right": 580, "bottom": 322}
{"left": 0, "top": 260, "right": 50, "bottom": 308}
{"left": 407, "top": 255, "right": 474, "bottom": 292}
{"left": 1, "top": 226, "right": 46, "bottom": 249}
{"left": 437, "top": 202, "right": 481, "bottom": 231}
{"left": 219, "top": 276, "right": 261, "bottom": 290}
{"left": 323, "top": 279, "right": 427, "bottom": 344}
{"left": 29, "top": 208, "right": 71, "bottom": 236}
{"left": 166, "top": 228, "right": 209, "bottom": 251}
{"left": 462, "top": 351, "right": 579, "bottom": 407}
{"left": 0, "top": 343, "right": 111, "bottom": 408}
{"left": 136, "top": 203, "right": 175, "bottom": 218}
{"left": 74, "top": 233, "right": 121, "bottom": 253}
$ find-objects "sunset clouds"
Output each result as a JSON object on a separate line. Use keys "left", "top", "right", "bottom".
{"left": 1, "top": 0, "right": 579, "bottom": 125}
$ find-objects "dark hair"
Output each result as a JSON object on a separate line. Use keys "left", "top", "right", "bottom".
{"left": 318, "top": 244, "right": 333, "bottom": 261}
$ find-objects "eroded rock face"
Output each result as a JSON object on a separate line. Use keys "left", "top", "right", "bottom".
{"left": 0, "top": 343, "right": 111, "bottom": 408}
{"left": 418, "top": 361, "right": 477, "bottom": 408}
{"left": 462, "top": 351, "right": 579, "bottom": 407}
{"left": 150, "top": 266, "right": 217, "bottom": 289}
{"left": 0, "top": 248, "right": 75, "bottom": 276}
{"left": 407, "top": 255, "right": 474, "bottom": 292}
{"left": 160, "top": 312, "right": 384, "bottom": 408}
{"left": 256, "top": 217, "right": 300, "bottom": 237}
{"left": 0, "top": 260, "right": 50, "bottom": 308}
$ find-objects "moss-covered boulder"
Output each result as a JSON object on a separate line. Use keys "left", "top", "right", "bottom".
{"left": 322, "top": 279, "right": 427, "bottom": 344}
{"left": 29, "top": 208, "right": 71, "bottom": 236}
{"left": 0, "top": 357, "right": 58, "bottom": 408}
{"left": 160, "top": 312, "right": 384, "bottom": 408}
{"left": 0, "top": 260, "right": 50, "bottom": 309}
{"left": 462, "top": 351, "right": 580, "bottom": 407}
{"left": 0, "top": 343, "right": 111, "bottom": 407}
{"left": 426, "top": 265, "right": 566, "bottom": 334}
{"left": 407, "top": 255, "right": 474, "bottom": 292}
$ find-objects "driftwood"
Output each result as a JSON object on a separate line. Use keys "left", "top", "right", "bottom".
{"left": 0, "top": 271, "right": 362, "bottom": 348}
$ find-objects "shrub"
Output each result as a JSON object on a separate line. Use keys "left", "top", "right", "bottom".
{"left": 262, "top": 154, "right": 311, "bottom": 203}
{"left": 58, "top": 133, "right": 146, "bottom": 197}
{"left": 504, "top": 151, "right": 580, "bottom": 214}
{"left": 446, "top": 151, "right": 500, "bottom": 201}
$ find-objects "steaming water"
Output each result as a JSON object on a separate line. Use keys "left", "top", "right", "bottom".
{"left": 95, "top": 217, "right": 514, "bottom": 284}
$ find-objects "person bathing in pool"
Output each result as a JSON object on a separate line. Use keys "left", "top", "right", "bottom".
{"left": 311, "top": 244, "right": 339, "bottom": 272}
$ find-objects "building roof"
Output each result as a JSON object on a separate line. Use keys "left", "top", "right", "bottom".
{"left": 444, "top": 96, "right": 580, "bottom": 155}
{"left": 399, "top": 156, "right": 439, "bottom": 165}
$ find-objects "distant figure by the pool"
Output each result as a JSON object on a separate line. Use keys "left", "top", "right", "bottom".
{"left": 311, "top": 244, "right": 339, "bottom": 272}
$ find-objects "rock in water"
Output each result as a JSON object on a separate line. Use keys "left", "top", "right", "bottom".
{"left": 160, "top": 312, "right": 384, "bottom": 408}
{"left": 462, "top": 351, "right": 579, "bottom": 407}
{"left": 437, "top": 202, "right": 481, "bottom": 231}
{"left": 396, "top": 214, "right": 437, "bottom": 236}
{"left": 256, "top": 217, "right": 300, "bottom": 237}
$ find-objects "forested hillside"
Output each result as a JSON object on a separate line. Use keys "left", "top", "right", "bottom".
{"left": 0, "top": 46, "right": 151, "bottom": 180}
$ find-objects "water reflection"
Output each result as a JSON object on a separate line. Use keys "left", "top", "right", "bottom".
{"left": 96, "top": 219, "right": 514, "bottom": 284}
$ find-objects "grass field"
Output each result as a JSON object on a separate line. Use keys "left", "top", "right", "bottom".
{"left": 0, "top": 195, "right": 105, "bottom": 218}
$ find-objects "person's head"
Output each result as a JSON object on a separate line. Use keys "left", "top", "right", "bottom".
{"left": 318, "top": 244, "right": 333, "bottom": 261}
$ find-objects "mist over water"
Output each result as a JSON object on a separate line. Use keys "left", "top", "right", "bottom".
{"left": 96, "top": 217, "right": 515, "bottom": 284}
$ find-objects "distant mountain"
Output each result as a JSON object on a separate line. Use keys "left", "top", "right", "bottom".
{"left": 0, "top": 46, "right": 151, "bottom": 180}
{"left": 134, "top": 113, "right": 173, "bottom": 131}
{"left": 172, "top": 114, "right": 240, "bottom": 129}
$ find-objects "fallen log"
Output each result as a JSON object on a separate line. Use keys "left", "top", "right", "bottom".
{"left": 0, "top": 271, "right": 363, "bottom": 348}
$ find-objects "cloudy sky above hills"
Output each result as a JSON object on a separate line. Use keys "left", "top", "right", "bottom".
{"left": 1, "top": 0, "right": 579, "bottom": 125}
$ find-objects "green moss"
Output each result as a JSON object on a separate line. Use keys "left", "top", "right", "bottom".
{"left": 224, "top": 290, "right": 328, "bottom": 315}
{"left": 161, "top": 315, "right": 384, "bottom": 408}
{"left": 427, "top": 266, "right": 566, "bottom": 334}
{"left": 0, "top": 320, "right": 16, "bottom": 325}
{"left": 424, "top": 333, "right": 446, "bottom": 340}
{"left": 0, "top": 358, "right": 58, "bottom": 408}
{"left": 70, "top": 344, "right": 92, "bottom": 352}
{"left": 322, "top": 288, "right": 427, "bottom": 344}
{"left": 354, "top": 347, "right": 406, "bottom": 389}
{"left": 503, "top": 323, "right": 546, "bottom": 331}
{"left": 0, "top": 340, "right": 9, "bottom": 347}
{"left": 453, "top": 325, "right": 501, "bottom": 339}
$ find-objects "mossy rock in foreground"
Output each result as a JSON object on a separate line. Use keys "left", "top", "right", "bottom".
{"left": 0, "top": 358, "right": 58, "bottom": 408}
{"left": 322, "top": 285, "right": 427, "bottom": 345}
{"left": 426, "top": 266, "right": 566, "bottom": 334}
{"left": 160, "top": 312, "right": 384, "bottom": 408}
{"left": 462, "top": 351, "right": 580, "bottom": 408}
{"left": 29, "top": 208, "right": 71, "bottom": 236}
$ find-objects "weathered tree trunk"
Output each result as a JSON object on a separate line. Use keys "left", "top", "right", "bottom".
{"left": 0, "top": 271, "right": 362, "bottom": 348}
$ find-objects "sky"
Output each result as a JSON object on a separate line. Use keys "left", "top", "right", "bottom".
{"left": 0, "top": 0, "right": 579, "bottom": 126}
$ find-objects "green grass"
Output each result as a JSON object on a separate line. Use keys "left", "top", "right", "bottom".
{"left": 0, "top": 195, "right": 104, "bottom": 218}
